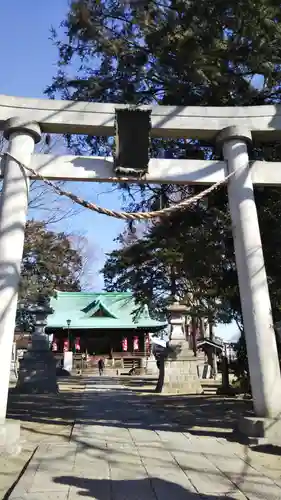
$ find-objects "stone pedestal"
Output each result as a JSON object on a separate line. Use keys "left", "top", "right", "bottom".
{"left": 162, "top": 340, "right": 203, "bottom": 394}
{"left": 16, "top": 297, "right": 58, "bottom": 394}
{"left": 237, "top": 415, "right": 281, "bottom": 445}
{"left": 157, "top": 299, "right": 202, "bottom": 394}
{"left": 16, "top": 350, "right": 58, "bottom": 393}
{"left": 146, "top": 354, "right": 159, "bottom": 375}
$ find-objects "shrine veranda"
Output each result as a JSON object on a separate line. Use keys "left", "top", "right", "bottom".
{"left": 0, "top": 94, "right": 281, "bottom": 427}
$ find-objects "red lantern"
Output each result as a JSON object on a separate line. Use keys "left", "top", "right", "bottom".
{"left": 75, "top": 337, "right": 81, "bottom": 351}
{"left": 63, "top": 339, "right": 69, "bottom": 352}
{"left": 133, "top": 336, "right": 139, "bottom": 351}
{"left": 122, "top": 337, "right": 128, "bottom": 352}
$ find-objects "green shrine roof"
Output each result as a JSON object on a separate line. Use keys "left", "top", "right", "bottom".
{"left": 47, "top": 291, "right": 167, "bottom": 330}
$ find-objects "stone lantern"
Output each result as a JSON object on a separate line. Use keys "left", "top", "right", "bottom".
{"left": 168, "top": 299, "right": 188, "bottom": 344}
{"left": 16, "top": 295, "right": 58, "bottom": 393}
{"left": 158, "top": 298, "right": 203, "bottom": 394}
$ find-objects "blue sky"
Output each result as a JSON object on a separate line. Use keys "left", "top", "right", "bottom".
{"left": 0, "top": 1, "right": 239, "bottom": 340}
{"left": 0, "top": 0, "right": 125, "bottom": 291}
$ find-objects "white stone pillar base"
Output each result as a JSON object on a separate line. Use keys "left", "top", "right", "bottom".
{"left": 64, "top": 351, "right": 73, "bottom": 373}
{"left": 0, "top": 420, "right": 21, "bottom": 456}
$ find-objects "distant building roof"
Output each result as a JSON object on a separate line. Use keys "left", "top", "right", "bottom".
{"left": 47, "top": 291, "right": 167, "bottom": 330}
{"left": 197, "top": 337, "right": 224, "bottom": 352}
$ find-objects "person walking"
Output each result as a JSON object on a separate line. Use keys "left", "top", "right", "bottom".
{"left": 98, "top": 357, "right": 105, "bottom": 376}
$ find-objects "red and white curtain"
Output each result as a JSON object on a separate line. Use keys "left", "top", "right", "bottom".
{"left": 145, "top": 334, "right": 150, "bottom": 355}
{"left": 52, "top": 339, "right": 58, "bottom": 352}
{"left": 75, "top": 337, "right": 81, "bottom": 351}
{"left": 133, "top": 336, "right": 139, "bottom": 351}
{"left": 122, "top": 337, "right": 128, "bottom": 352}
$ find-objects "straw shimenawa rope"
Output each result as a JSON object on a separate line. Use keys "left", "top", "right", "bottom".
{"left": 2, "top": 152, "right": 232, "bottom": 221}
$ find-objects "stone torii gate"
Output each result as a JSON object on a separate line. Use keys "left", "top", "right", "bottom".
{"left": 0, "top": 95, "right": 281, "bottom": 448}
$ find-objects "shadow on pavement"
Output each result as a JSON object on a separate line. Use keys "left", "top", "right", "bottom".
{"left": 6, "top": 376, "right": 252, "bottom": 443}
{"left": 6, "top": 377, "right": 84, "bottom": 426}
{"left": 54, "top": 475, "right": 237, "bottom": 499}
{"left": 252, "top": 444, "right": 281, "bottom": 456}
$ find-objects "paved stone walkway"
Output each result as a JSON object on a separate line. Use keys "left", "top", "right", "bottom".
{"left": 7, "top": 377, "right": 281, "bottom": 499}
{"left": 0, "top": 377, "right": 84, "bottom": 499}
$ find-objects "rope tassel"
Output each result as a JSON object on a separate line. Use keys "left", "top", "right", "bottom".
{"left": 2, "top": 152, "right": 233, "bottom": 221}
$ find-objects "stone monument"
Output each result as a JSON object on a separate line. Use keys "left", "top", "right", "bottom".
{"left": 159, "top": 299, "right": 203, "bottom": 394}
{"left": 16, "top": 296, "right": 58, "bottom": 393}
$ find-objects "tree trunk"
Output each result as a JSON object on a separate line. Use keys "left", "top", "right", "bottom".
{"left": 209, "top": 321, "right": 214, "bottom": 341}
{"left": 199, "top": 317, "right": 205, "bottom": 337}
{"left": 191, "top": 317, "right": 198, "bottom": 356}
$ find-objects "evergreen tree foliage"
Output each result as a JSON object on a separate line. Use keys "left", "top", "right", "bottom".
{"left": 19, "top": 220, "right": 82, "bottom": 303}
{"left": 47, "top": 0, "right": 281, "bottom": 327}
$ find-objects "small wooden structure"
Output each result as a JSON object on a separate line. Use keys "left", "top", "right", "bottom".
{"left": 197, "top": 337, "right": 223, "bottom": 379}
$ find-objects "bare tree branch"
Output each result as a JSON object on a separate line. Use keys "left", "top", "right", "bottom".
{"left": 66, "top": 230, "right": 98, "bottom": 290}
{"left": 0, "top": 132, "right": 82, "bottom": 225}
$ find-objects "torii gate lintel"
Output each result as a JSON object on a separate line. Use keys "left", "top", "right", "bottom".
{"left": 8, "top": 154, "right": 281, "bottom": 186}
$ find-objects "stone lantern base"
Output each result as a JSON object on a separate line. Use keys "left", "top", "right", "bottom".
{"left": 161, "top": 340, "right": 203, "bottom": 394}
{"left": 15, "top": 297, "right": 58, "bottom": 394}
{"left": 16, "top": 350, "right": 58, "bottom": 394}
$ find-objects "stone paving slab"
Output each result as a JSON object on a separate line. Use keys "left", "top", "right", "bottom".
{"left": 6, "top": 376, "right": 281, "bottom": 499}
{"left": 206, "top": 453, "right": 281, "bottom": 500}
{"left": 0, "top": 377, "right": 85, "bottom": 498}
{"left": 10, "top": 494, "right": 69, "bottom": 500}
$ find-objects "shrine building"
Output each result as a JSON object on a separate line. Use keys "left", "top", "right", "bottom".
{"left": 46, "top": 291, "right": 166, "bottom": 368}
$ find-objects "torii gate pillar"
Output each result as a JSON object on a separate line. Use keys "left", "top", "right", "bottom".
{"left": 217, "top": 127, "right": 281, "bottom": 428}
{"left": 0, "top": 118, "right": 41, "bottom": 454}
